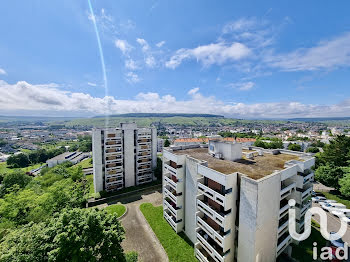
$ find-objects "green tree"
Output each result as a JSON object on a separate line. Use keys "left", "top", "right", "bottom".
{"left": 318, "top": 135, "right": 350, "bottom": 167}
{"left": 339, "top": 171, "right": 350, "bottom": 197}
{"left": 307, "top": 147, "right": 320, "bottom": 153}
{"left": 164, "top": 139, "right": 170, "bottom": 147}
{"left": 0, "top": 172, "right": 32, "bottom": 197}
{"left": 0, "top": 208, "right": 133, "bottom": 262}
{"left": 315, "top": 164, "right": 344, "bottom": 190}
{"left": 6, "top": 153, "right": 30, "bottom": 168}
{"left": 288, "top": 143, "right": 302, "bottom": 152}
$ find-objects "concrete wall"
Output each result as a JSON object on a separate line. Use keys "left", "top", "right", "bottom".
{"left": 92, "top": 129, "right": 104, "bottom": 193}
{"left": 123, "top": 126, "right": 135, "bottom": 188}
{"left": 184, "top": 156, "right": 202, "bottom": 243}
{"left": 151, "top": 128, "right": 157, "bottom": 170}
{"left": 208, "top": 140, "right": 242, "bottom": 161}
{"left": 237, "top": 175, "right": 280, "bottom": 262}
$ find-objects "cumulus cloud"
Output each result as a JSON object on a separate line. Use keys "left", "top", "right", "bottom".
{"left": 136, "top": 38, "right": 150, "bottom": 52}
{"left": 0, "top": 68, "right": 6, "bottom": 75}
{"left": 156, "top": 41, "right": 166, "bottom": 48}
{"left": 125, "top": 59, "right": 138, "bottom": 70}
{"left": 115, "top": 39, "right": 132, "bottom": 54}
{"left": 228, "top": 81, "right": 255, "bottom": 91}
{"left": 166, "top": 42, "right": 251, "bottom": 69}
{"left": 125, "top": 72, "right": 141, "bottom": 83}
{"left": 1, "top": 80, "right": 349, "bottom": 118}
{"left": 266, "top": 32, "right": 350, "bottom": 71}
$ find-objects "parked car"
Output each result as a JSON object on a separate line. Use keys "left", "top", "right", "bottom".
{"left": 329, "top": 232, "right": 345, "bottom": 248}
{"left": 331, "top": 209, "right": 350, "bottom": 217}
{"left": 325, "top": 200, "right": 338, "bottom": 204}
{"left": 321, "top": 203, "right": 346, "bottom": 212}
{"left": 312, "top": 196, "right": 327, "bottom": 203}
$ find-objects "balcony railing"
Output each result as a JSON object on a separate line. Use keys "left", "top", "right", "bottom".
{"left": 197, "top": 199, "right": 232, "bottom": 232}
{"left": 197, "top": 216, "right": 231, "bottom": 252}
{"left": 279, "top": 202, "right": 290, "bottom": 219}
{"left": 198, "top": 182, "right": 232, "bottom": 211}
{"left": 164, "top": 174, "right": 183, "bottom": 193}
{"left": 301, "top": 186, "right": 312, "bottom": 201}
{"left": 164, "top": 198, "right": 183, "bottom": 218}
{"left": 280, "top": 182, "right": 296, "bottom": 199}
{"left": 195, "top": 247, "right": 210, "bottom": 262}
{"left": 164, "top": 210, "right": 183, "bottom": 233}
{"left": 277, "top": 234, "right": 292, "bottom": 256}
{"left": 164, "top": 187, "right": 183, "bottom": 206}
{"left": 197, "top": 232, "right": 230, "bottom": 262}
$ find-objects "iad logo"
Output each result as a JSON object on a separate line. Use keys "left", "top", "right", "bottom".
{"left": 288, "top": 199, "right": 348, "bottom": 260}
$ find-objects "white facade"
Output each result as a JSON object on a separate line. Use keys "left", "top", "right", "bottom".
{"left": 92, "top": 123, "right": 157, "bottom": 193}
{"left": 163, "top": 142, "right": 315, "bottom": 262}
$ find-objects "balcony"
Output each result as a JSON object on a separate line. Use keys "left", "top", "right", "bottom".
{"left": 196, "top": 230, "right": 231, "bottom": 262}
{"left": 278, "top": 216, "right": 289, "bottom": 237}
{"left": 280, "top": 182, "right": 296, "bottom": 200}
{"left": 195, "top": 247, "right": 211, "bottom": 262}
{"left": 300, "top": 201, "right": 311, "bottom": 216}
{"left": 197, "top": 199, "right": 233, "bottom": 232}
{"left": 164, "top": 173, "right": 184, "bottom": 193}
{"left": 198, "top": 182, "right": 232, "bottom": 211}
{"left": 301, "top": 186, "right": 312, "bottom": 201}
{"left": 279, "top": 200, "right": 289, "bottom": 219}
{"left": 164, "top": 198, "right": 183, "bottom": 218}
{"left": 137, "top": 134, "right": 151, "bottom": 139}
{"left": 277, "top": 233, "right": 292, "bottom": 256}
{"left": 197, "top": 215, "right": 232, "bottom": 252}
{"left": 164, "top": 186, "right": 183, "bottom": 206}
{"left": 164, "top": 209, "right": 183, "bottom": 233}
{"left": 164, "top": 162, "right": 180, "bottom": 177}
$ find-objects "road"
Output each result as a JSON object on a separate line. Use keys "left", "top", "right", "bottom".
{"left": 312, "top": 203, "right": 350, "bottom": 243}
{"left": 108, "top": 188, "right": 168, "bottom": 262}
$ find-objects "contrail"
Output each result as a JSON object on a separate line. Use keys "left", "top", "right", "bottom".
{"left": 87, "top": 0, "right": 110, "bottom": 127}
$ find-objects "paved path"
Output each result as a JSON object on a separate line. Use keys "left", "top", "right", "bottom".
{"left": 108, "top": 189, "right": 168, "bottom": 262}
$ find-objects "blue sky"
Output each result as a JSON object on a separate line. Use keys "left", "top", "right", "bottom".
{"left": 0, "top": 0, "right": 350, "bottom": 118}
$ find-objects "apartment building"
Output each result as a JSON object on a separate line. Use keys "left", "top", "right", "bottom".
{"left": 162, "top": 139, "right": 314, "bottom": 262}
{"left": 93, "top": 123, "right": 157, "bottom": 193}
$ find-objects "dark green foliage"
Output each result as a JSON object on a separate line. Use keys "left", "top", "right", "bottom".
{"left": 288, "top": 143, "right": 302, "bottom": 152}
{"left": 7, "top": 153, "right": 30, "bottom": 168}
{"left": 306, "top": 147, "right": 320, "bottom": 153}
{"left": 317, "top": 135, "right": 350, "bottom": 167}
{"left": 0, "top": 172, "right": 32, "bottom": 196}
{"left": 154, "top": 157, "right": 162, "bottom": 179}
{"left": 164, "top": 139, "right": 170, "bottom": 147}
{"left": 218, "top": 131, "right": 257, "bottom": 138}
{"left": 0, "top": 208, "right": 128, "bottom": 262}
{"left": 254, "top": 139, "right": 283, "bottom": 149}
{"left": 315, "top": 164, "right": 344, "bottom": 190}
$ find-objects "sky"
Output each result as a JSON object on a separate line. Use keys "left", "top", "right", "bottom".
{"left": 0, "top": 0, "right": 350, "bottom": 119}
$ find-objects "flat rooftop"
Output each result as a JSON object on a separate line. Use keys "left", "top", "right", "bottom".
{"left": 173, "top": 147, "right": 300, "bottom": 180}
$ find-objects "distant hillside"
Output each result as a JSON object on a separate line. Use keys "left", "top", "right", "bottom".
{"left": 289, "top": 117, "right": 350, "bottom": 122}
{"left": 94, "top": 113, "right": 224, "bottom": 118}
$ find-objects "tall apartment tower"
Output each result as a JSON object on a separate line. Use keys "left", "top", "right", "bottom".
{"left": 162, "top": 140, "right": 314, "bottom": 262}
{"left": 93, "top": 123, "right": 157, "bottom": 193}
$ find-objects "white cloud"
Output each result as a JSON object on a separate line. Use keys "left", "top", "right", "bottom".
{"left": 87, "top": 82, "right": 97, "bottom": 87}
{"left": 156, "top": 41, "right": 166, "bottom": 48}
{"left": 125, "top": 72, "right": 141, "bottom": 83}
{"left": 125, "top": 59, "right": 138, "bottom": 70}
{"left": 0, "top": 80, "right": 349, "bottom": 118}
{"left": 188, "top": 87, "right": 199, "bottom": 95}
{"left": 115, "top": 39, "right": 132, "bottom": 54}
{"left": 136, "top": 38, "right": 149, "bottom": 52}
{"left": 166, "top": 42, "right": 251, "bottom": 69}
{"left": 222, "top": 18, "right": 258, "bottom": 33}
{"left": 0, "top": 68, "right": 7, "bottom": 75}
{"left": 228, "top": 81, "right": 255, "bottom": 91}
{"left": 145, "top": 56, "right": 156, "bottom": 68}
{"left": 266, "top": 32, "right": 350, "bottom": 71}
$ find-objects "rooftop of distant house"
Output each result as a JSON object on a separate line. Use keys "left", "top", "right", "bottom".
{"left": 172, "top": 147, "right": 300, "bottom": 180}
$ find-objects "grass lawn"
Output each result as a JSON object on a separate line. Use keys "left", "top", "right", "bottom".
{"left": 104, "top": 204, "right": 126, "bottom": 218}
{"left": 85, "top": 174, "right": 95, "bottom": 197}
{"left": 140, "top": 203, "right": 197, "bottom": 262}
{"left": 291, "top": 221, "right": 327, "bottom": 262}
{"left": 0, "top": 162, "right": 43, "bottom": 175}
{"left": 75, "top": 158, "right": 93, "bottom": 169}
{"left": 320, "top": 191, "right": 350, "bottom": 209}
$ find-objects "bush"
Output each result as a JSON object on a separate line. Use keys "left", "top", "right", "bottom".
{"left": 288, "top": 143, "right": 302, "bottom": 152}
{"left": 307, "top": 147, "right": 320, "bottom": 153}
